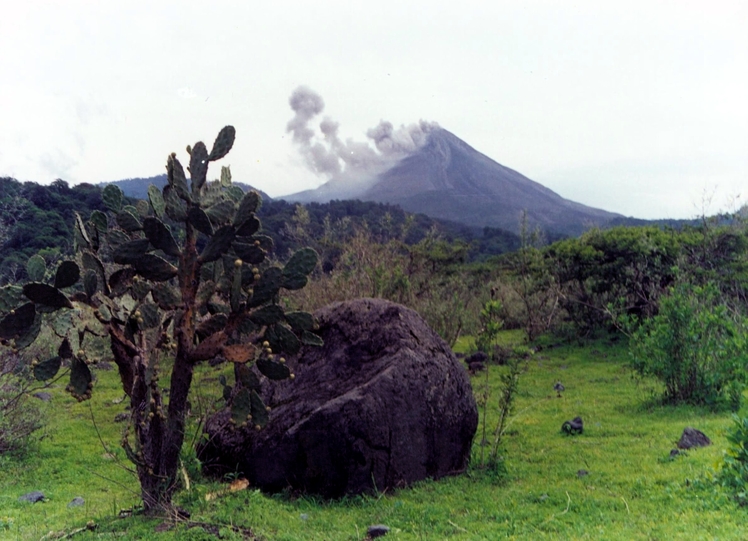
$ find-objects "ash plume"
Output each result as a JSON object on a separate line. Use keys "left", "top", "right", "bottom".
{"left": 286, "top": 86, "right": 438, "bottom": 183}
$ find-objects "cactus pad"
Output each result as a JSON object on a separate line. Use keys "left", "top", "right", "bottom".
{"left": 83, "top": 270, "right": 98, "bottom": 299}
{"left": 220, "top": 165, "right": 232, "bottom": 187}
{"left": 235, "top": 216, "right": 261, "bottom": 238}
{"left": 163, "top": 185, "right": 188, "bottom": 222}
{"left": 188, "top": 207, "right": 214, "bottom": 236}
{"left": 222, "top": 343, "right": 256, "bottom": 364}
{"left": 285, "top": 311, "right": 315, "bottom": 332}
{"left": 226, "top": 185, "right": 245, "bottom": 203}
{"left": 54, "top": 261, "right": 80, "bottom": 289}
{"left": 108, "top": 267, "right": 135, "bottom": 296}
{"left": 248, "top": 267, "right": 283, "bottom": 308}
{"left": 26, "top": 254, "right": 46, "bottom": 283}
{"left": 232, "top": 242, "right": 265, "bottom": 265}
{"left": 189, "top": 141, "right": 209, "bottom": 194}
{"left": 0, "top": 285, "right": 23, "bottom": 312}
{"left": 116, "top": 209, "right": 142, "bottom": 232}
{"left": 257, "top": 355, "right": 291, "bottom": 380}
{"left": 14, "top": 313, "right": 42, "bottom": 349}
{"left": 133, "top": 254, "right": 178, "bottom": 282}
{"left": 81, "top": 252, "right": 109, "bottom": 295}
{"left": 209, "top": 126, "right": 236, "bottom": 162}
{"left": 199, "top": 225, "right": 236, "bottom": 263}
{"left": 34, "top": 356, "right": 62, "bottom": 381}
{"left": 206, "top": 200, "right": 235, "bottom": 228}
{"left": 196, "top": 313, "right": 228, "bottom": 340}
{"left": 148, "top": 184, "right": 166, "bottom": 218}
{"left": 301, "top": 330, "right": 324, "bottom": 346}
{"left": 73, "top": 213, "right": 92, "bottom": 252}
{"left": 250, "top": 390, "right": 269, "bottom": 427}
{"left": 23, "top": 283, "right": 74, "bottom": 309}
{"left": 282, "top": 248, "right": 318, "bottom": 291}
{"left": 236, "top": 363, "right": 261, "bottom": 391}
{"left": 235, "top": 191, "right": 261, "bottom": 225}
{"left": 142, "top": 217, "right": 180, "bottom": 257}
{"left": 58, "top": 337, "right": 73, "bottom": 359}
{"left": 139, "top": 302, "right": 161, "bottom": 328}
{"left": 68, "top": 357, "right": 92, "bottom": 400}
{"left": 167, "top": 154, "right": 191, "bottom": 202}
{"left": 89, "top": 210, "right": 108, "bottom": 232}
{"left": 113, "top": 239, "right": 151, "bottom": 265}
{"left": 249, "top": 304, "right": 285, "bottom": 326}
{"left": 152, "top": 283, "right": 181, "bottom": 310}
{"left": 231, "top": 387, "right": 252, "bottom": 425}
{"left": 102, "top": 184, "right": 123, "bottom": 212}
{"left": 267, "top": 323, "right": 301, "bottom": 355}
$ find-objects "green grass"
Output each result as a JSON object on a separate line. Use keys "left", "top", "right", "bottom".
{"left": 1, "top": 334, "right": 745, "bottom": 540}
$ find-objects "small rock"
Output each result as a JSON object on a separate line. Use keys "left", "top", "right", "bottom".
{"left": 367, "top": 524, "right": 390, "bottom": 538}
{"left": 539, "top": 493, "right": 549, "bottom": 502}
{"left": 68, "top": 497, "right": 85, "bottom": 508}
{"left": 577, "top": 469, "right": 589, "bottom": 477}
{"left": 19, "top": 491, "right": 45, "bottom": 503}
{"left": 561, "top": 416, "right": 583, "bottom": 435}
{"left": 95, "top": 361, "right": 113, "bottom": 371}
{"left": 300, "top": 513, "right": 309, "bottom": 521}
{"left": 32, "top": 392, "right": 52, "bottom": 402}
{"left": 114, "top": 412, "right": 129, "bottom": 423}
{"left": 669, "top": 448, "right": 681, "bottom": 458}
{"left": 677, "top": 427, "right": 711, "bottom": 450}
{"left": 553, "top": 381, "right": 565, "bottom": 393}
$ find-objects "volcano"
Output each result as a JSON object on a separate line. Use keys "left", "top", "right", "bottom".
{"left": 282, "top": 128, "right": 622, "bottom": 236}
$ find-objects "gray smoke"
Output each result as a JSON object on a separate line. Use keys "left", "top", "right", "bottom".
{"left": 286, "top": 86, "right": 438, "bottom": 182}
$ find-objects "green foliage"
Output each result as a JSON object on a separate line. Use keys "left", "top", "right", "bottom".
{"left": 629, "top": 281, "right": 748, "bottom": 410}
{"left": 475, "top": 299, "right": 503, "bottom": 357}
{"left": 720, "top": 415, "right": 748, "bottom": 505}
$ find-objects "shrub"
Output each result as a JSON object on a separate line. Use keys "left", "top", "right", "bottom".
{"left": 0, "top": 350, "right": 42, "bottom": 454}
{"left": 720, "top": 415, "right": 748, "bottom": 505}
{"left": 629, "top": 281, "right": 748, "bottom": 410}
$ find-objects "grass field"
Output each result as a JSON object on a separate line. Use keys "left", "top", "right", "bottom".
{"left": 1, "top": 333, "right": 745, "bottom": 540}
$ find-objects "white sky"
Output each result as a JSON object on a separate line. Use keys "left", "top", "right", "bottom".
{"left": 1, "top": 0, "right": 746, "bottom": 220}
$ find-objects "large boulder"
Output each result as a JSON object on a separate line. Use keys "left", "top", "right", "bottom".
{"left": 199, "top": 298, "right": 478, "bottom": 498}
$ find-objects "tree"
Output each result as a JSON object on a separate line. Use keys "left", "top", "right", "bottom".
{"left": 628, "top": 281, "right": 748, "bottom": 410}
{"left": 0, "top": 126, "right": 321, "bottom": 514}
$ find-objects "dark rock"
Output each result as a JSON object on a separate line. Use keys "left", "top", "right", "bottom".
{"left": 199, "top": 298, "right": 478, "bottom": 498}
{"left": 677, "top": 427, "right": 711, "bottom": 450}
{"left": 32, "top": 392, "right": 52, "bottom": 402}
{"left": 19, "top": 491, "right": 45, "bottom": 503}
{"left": 577, "top": 469, "right": 588, "bottom": 477}
{"left": 553, "top": 381, "right": 565, "bottom": 393}
{"left": 95, "top": 361, "right": 113, "bottom": 371}
{"left": 465, "top": 351, "right": 488, "bottom": 365}
{"left": 561, "top": 416, "right": 583, "bottom": 435}
{"left": 114, "top": 412, "right": 130, "bottom": 423}
{"left": 669, "top": 449, "right": 681, "bottom": 458}
{"left": 367, "top": 524, "right": 390, "bottom": 538}
{"left": 67, "top": 497, "right": 85, "bottom": 508}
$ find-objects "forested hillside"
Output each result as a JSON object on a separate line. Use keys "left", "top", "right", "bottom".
{"left": 0, "top": 177, "right": 521, "bottom": 283}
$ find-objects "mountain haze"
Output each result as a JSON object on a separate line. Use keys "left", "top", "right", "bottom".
{"left": 283, "top": 128, "right": 623, "bottom": 236}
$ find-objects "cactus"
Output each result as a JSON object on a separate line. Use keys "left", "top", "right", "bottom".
{"left": 34, "top": 356, "right": 62, "bottom": 381}
{"left": 26, "top": 254, "right": 46, "bottom": 282}
{"left": 0, "top": 285, "right": 23, "bottom": 312}
{"left": 54, "top": 261, "right": 80, "bottom": 289}
{"left": 102, "top": 184, "right": 123, "bottom": 212}
{"left": 0, "top": 125, "right": 321, "bottom": 514}
{"left": 147, "top": 185, "right": 165, "bottom": 218}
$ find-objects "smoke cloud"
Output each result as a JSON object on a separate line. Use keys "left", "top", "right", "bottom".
{"left": 286, "top": 86, "right": 438, "bottom": 183}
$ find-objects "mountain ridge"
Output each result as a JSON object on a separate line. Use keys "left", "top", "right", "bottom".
{"left": 282, "top": 128, "right": 623, "bottom": 236}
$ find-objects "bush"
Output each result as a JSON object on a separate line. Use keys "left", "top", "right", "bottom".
{"left": 0, "top": 350, "right": 42, "bottom": 454}
{"left": 720, "top": 415, "right": 748, "bottom": 505}
{"left": 629, "top": 281, "right": 748, "bottom": 410}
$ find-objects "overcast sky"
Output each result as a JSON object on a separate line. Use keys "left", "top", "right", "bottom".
{"left": 1, "top": 0, "right": 746, "bottom": 219}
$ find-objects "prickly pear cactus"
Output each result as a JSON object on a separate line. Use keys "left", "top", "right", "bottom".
{"left": 0, "top": 125, "right": 323, "bottom": 511}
